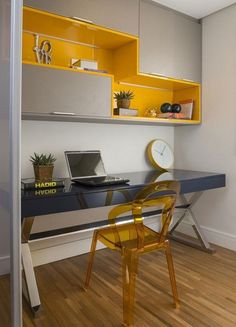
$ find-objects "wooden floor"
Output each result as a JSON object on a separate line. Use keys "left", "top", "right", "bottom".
{"left": 1, "top": 242, "right": 236, "bottom": 327}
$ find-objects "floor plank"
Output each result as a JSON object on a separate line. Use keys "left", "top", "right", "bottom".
{"left": 23, "top": 242, "right": 236, "bottom": 326}
{"left": 1, "top": 242, "right": 236, "bottom": 326}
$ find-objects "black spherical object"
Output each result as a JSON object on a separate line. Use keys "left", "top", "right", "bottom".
{"left": 171, "top": 103, "right": 181, "bottom": 113}
{"left": 160, "top": 103, "right": 172, "bottom": 113}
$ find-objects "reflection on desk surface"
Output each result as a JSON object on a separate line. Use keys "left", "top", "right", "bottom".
{"left": 21, "top": 169, "right": 225, "bottom": 200}
{"left": 21, "top": 169, "right": 226, "bottom": 220}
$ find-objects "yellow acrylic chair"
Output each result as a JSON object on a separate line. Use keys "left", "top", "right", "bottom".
{"left": 84, "top": 180, "right": 180, "bottom": 327}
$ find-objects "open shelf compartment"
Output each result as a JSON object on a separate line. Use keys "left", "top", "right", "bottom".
{"left": 22, "top": 6, "right": 201, "bottom": 126}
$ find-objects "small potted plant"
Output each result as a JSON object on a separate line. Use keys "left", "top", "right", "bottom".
{"left": 114, "top": 90, "right": 134, "bottom": 109}
{"left": 30, "top": 153, "right": 56, "bottom": 182}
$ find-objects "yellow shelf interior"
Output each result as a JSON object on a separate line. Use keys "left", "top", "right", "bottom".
{"left": 113, "top": 81, "right": 200, "bottom": 122}
{"left": 23, "top": 6, "right": 138, "bottom": 77}
{"left": 23, "top": 7, "right": 137, "bottom": 49}
{"left": 22, "top": 6, "right": 201, "bottom": 125}
{"left": 22, "top": 60, "right": 114, "bottom": 79}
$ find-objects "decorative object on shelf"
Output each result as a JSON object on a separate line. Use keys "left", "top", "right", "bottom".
{"left": 33, "top": 34, "right": 52, "bottom": 64}
{"left": 171, "top": 103, "right": 181, "bottom": 113}
{"left": 160, "top": 102, "right": 172, "bottom": 113}
{"left": 30, "top": 153, "right": 56, "bottom": 182}
{"left": 114, "top": 90, "right": 134, "bottom": 109}
{"left": 147, "top": 139, "right": 174, "bottom": 171}
{"left": 157, "top": 99, "right": 193, "bottom": 120}
{"left": 179, "top": 99, "right": 194, "bottom": 119}
{"left": 21, "top": 177, "right": 65, "bottom": 190}
{"left": 145, "top": 107, "right": 158, "bottom": 118}
{"left": 113, "top": 107, "right": 138, "bottom": 116}
{"left": 160, "top": 103, "right": 181, "bottom": 113}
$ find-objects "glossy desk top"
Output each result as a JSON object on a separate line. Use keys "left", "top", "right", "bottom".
{"left": 21, "top": 169, "right": 226, "bottom": 218}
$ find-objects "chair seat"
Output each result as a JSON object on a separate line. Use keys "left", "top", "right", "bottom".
{"left": 97, "top": 223, "right": 164, "bottom": 252}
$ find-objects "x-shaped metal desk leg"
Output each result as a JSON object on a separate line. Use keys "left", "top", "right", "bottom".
{"left": 169, "top": 192, "right": 215, "bottom": 253}
{"left": 21, "top": 217, "right": 41, "bottom": 313}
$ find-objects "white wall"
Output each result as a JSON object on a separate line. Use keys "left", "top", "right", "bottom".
{"left": 22, "top": 121, "right": 174, "bottom": 178}
{"left": 174, "top": 4, "right": 236, "bottom": 250}
{"left": 21, "top": 120, "right": 174, "bottom": 265}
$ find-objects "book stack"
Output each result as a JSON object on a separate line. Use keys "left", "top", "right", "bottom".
{"left": 157, "top": 113, "right": 188, "bottom": 119}
{"left": 21, "top": 178, "right": 65, "bottom": 190}
{"left": 70, "top": 58, "right": 108, "bottom": 74}
{"left": 113, "top": 108, "right": 138, "bottom": 117}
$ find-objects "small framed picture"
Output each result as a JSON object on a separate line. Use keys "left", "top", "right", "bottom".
{"left": 178, "top": 99, "right": 194, "bottom": 119}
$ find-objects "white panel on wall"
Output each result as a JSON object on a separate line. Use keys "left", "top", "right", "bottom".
{"left": 21, "top": 121, "right": 174, "bottom": 178}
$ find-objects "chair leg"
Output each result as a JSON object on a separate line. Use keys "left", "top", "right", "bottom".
{"left": 122, "top": 252, "right": 138, "bottom": 327}
{"left": 84, "top": 230, "right": 99, "bottom": 290}
{"left": 165, "top": 242, "right": 180, "bottom": 308}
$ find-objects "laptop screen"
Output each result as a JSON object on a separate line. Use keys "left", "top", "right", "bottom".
{"left": 65, "top": 151, "right": 107, "bottom": 179}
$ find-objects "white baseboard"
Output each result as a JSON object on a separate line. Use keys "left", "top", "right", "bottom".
{"left": 0, "top": 255, "right": 10, "bottom": 275}
{"left": 177, "top": 221, "right": 236, "bottom": 251}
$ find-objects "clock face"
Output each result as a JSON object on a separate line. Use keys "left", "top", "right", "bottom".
{"left": 148, "top": 139, "right": 174, "bottom": 170}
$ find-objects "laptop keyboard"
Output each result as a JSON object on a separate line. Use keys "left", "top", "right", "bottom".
{"left": 105, "top": 176, "right": 121, "bottom": 181}
{"left": 74, "top": 176, "right": 129, "bottom": 186}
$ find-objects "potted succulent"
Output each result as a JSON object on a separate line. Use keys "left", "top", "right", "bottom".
{"left": 114, "top": 90, "right": 134, "bottom": 109}
{"left": 30, "top": 153, "right": 56, "bottom": 182}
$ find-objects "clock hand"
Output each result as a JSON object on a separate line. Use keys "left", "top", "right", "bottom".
{"left": 161, "top": 145, "right": 166, "bottom": 155}
{"left": 154, "top": 149, "right": 162, "bottom": 155}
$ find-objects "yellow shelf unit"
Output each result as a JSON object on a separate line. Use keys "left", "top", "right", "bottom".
{"left": 23, "top": 6, "right": 138, "bottom": 76}
{"left": 113, "top": 78, "right": 201, "bottom": 123}
{"left": 22, "top": 6, "right": 201, "bottom": 126}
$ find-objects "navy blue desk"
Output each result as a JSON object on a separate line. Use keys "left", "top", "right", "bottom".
{"left": 21, "top": 169, "right": 225, "bottom": 312}
{"left": 22, "top": 169, "right": 225, "bottom": 218}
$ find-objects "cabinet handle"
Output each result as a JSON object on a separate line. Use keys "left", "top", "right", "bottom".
{"left": 71, "top": 16, "right": 94, "bottom": 24}
{"left": 182, "top": 78, "right": 195, "bottom": 83}
{"left": 51, "top": 112, "right": 75, "bottom": 116}
{"left": 149, "top": 72, "right": 169, "bottom": 79}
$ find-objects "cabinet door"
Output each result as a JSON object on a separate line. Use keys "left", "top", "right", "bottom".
{"left": 140, "top": 1, "right": 202, "bottom": 82}
{"left": 24, "top": 0, "right": 139, "bottom": 36}
{"left": 140, "top": 2, "right": 175, "bottom": 78}
{"left": 171, "top": 12, "right": 202, "bottom": 82}
{"left": 22, "top": 65, "right": 112, "bottom": 117}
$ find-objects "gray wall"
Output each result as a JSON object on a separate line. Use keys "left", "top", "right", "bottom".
{"left": 174, "top": 4, "right": 236, "bottom": 250}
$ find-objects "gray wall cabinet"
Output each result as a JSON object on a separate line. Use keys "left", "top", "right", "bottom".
{"left": 140, "top": 1, "right": 202, "bottom": 82}
{"left": 24, "top": 0, "right": 139, "bottom": 36}
{"left": 22, "top": 64, "right": 112, "bottom": 117}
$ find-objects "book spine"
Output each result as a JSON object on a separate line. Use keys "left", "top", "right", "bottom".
{"left": 22, "top": 180, "right": 64, "bottom": 190}
{"left": 113, "top": 108, "right": 138, "bottom": 116}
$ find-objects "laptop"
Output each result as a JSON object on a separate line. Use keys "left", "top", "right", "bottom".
{"left": 65, "top": 150, "right": 130, "bottom": 186}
